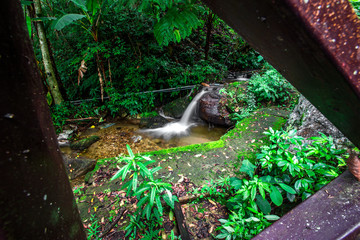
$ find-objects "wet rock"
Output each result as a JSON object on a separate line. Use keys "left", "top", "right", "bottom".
{"left": 198, "top": 90, "right": 233, "bottom": 127}
{"left": 57, "top": 126, "right": 77, "bottom": 147}
{"left": 139, "top": 116, "right": 169, "bottom": 129}
{"left": 70, "top": 135, "right": 100, "bottom": 151}
{"left": 131, "top": 135, "right": 142, "bottom": 143}
{"left": 286, "top": 95, "right": 351, "bottom": 146}
{"left": 163, "top": 97, "right": 191, "bottom": 119}
{"left": 62, "top": 154, "right": 96, "bottom": 179}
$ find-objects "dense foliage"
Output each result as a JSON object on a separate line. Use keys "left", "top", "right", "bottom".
{"left": 191, "top": 127, "right": 347, "bottom": 239}
{"left": 220, "top": 63, "right": 296, "bottom": 123}
{"left": 28, "top": 0, "right": 264, "bottom": 118}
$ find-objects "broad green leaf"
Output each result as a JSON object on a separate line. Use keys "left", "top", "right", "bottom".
{"left": 270, "top": 185, "right": 283, "bottom": 206}
{"left": 278, "top": 183, "right": 296, "bottom": 194}
{"left": 87, "top": 0, "right": 100, "bottom": 15}
{"left": 229, "top": 177, "right": 243, "bottom": 190}
{"left": 245, "top": 217, "right": 260, "bottom": 222}
{"left": 223, "top": 226, "right": 234, "bottom": 233}
{"left": 54, "top": 14, "right": 86, "bottom": 30}
{"left": 240, "top": 160, "right": 256, "bottom": 177}
{"left": 163, "top": 194, "right": 175, "bottom": 209}
{"left": 286, "top": 192, "right": 296, "bottom": 202}
{"left": 265, "top": 215, "right": 280, "bottom": 221}
{"left": 70, "top": 0, "right": 88, "bottom": 12}
{"left": 255, "top": 195, "right": 271, "bottom": 214}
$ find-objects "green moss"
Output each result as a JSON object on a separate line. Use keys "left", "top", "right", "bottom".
{"left": 145, "top": 139, "right": 225, "bottom": 156}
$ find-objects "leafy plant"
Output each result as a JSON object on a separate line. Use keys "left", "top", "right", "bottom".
{"left": 86, "top": 214, "right": 102, "bottom": 240}
{"left": 216, "top": 204, "right": 278, "bottom": 240}
{"left": 248, "top": 64, "right": 294, "bottom": 104}
{"left": 257, "top": 127, "right": 347, "bottom": 201}
{"left": 111, "top": 145, "right": 178, "bottom": 239}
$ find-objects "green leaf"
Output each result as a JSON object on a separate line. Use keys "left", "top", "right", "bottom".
{"left": 137, "top": 195, "right": 149, "bottom": 208}
{"left": 150, "top": 166, "right": 162, "bottom": 174}
{"left": 122, "top": 163, "right": 132, "bottom": 181}
{"left": 223, "top": 226, "right": 234, "bottom": 233}
{"left": 144, "top": 204, "right": 151, "bottom": 220}
{"left": 126, "top": 144, "right": 135, "bottom": 159}
{"left": 86, "top": 0, "right": 100, "bottom": 15}
{"left": 137, "top": 162, "right": 152, "bottom": 178}
{"left": 278, "top": 183, "right": 296, "bottom": 194}
{"left": 132, "top": 172, "right": 138, "bottom": 192}
{"left": 26, "top": 15, "right": 32, "bottom": 38}
{"left": 255, "top": 195, "right": 271, "bottom": 214}
{"left": 21, "top": 1, "right": 34, "bottom": 6}
{"left": 239, "top": 160, "right": 256, "bottom": 177}
{"left": 270, "top": 185, "right": 283, "bottom": 206}
{"left": 163, "top": 194, "right": 175, "bottom": 209}
{"left": 70, "top": 0, "right": 88, "bottom": 12}
{"left": 264, "top": 215, "right": 280, "bottom": 221}
{"left": 110, "top": 164, "right": 127, "bottom": 181}
{"left": 156, "top": 195, "right": 163, "bottom": 216}
{"left": 230, "top": 177, "right": 243, "bottom": 190}
{"left": 286, "top": 192, "right": 296, "bottom": 202}
{"left": 150, "top": 187, "right": 156, "bottom": 207}
{"left": 54, "top": 14, "right": 86, "bottom": 30}
{"left": 250, "top": 186, "right": 257, "bottom": 201}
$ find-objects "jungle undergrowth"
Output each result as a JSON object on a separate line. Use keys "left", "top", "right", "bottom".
{"left": 190, "top": 127, "right": 348, "bottom": 240}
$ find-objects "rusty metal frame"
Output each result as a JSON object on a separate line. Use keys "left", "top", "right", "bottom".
{"left": 203, "top": 0, "right": 360, "bottom": 148}
{"left": 201, "top": 0, "right": 360, "bottom": 238}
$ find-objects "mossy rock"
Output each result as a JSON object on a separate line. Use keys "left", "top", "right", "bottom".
{"left": 70, "top": 135, "right": 100, "bottom": 151}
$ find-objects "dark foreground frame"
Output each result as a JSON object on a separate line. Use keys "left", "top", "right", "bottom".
{"left": 202, "top": 0, "right": 360, "bottom": 239}
{"left": 1, "top": 0, "right": 360, "bottom": 239}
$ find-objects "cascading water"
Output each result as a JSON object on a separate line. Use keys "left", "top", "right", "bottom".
{"left": 140, "top": 88, "right": 208, "bottom": 140}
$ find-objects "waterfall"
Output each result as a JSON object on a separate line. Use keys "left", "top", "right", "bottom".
{"left": 140, "top": 88, "right": 208, "bottom": 139}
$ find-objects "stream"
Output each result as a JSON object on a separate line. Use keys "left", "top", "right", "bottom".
{"left": 61, "top": 119, "right": 227, "bottom": 160}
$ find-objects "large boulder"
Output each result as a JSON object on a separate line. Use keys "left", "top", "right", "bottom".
{"left": 139, "top": 116, "right": 169, "bottom": 129}
{"left": 198, "top": 90, "right": 233, "bottom": 127}
{"left": 162, "top": 97, "right": 191, "bottom": 119}
{"left": 286, "top": 95, "right": 351, "bottom": 146}
{"left": 62, "top": 154, "right": 96, "bottom": 179}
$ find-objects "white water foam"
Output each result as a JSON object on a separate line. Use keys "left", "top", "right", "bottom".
{"left": 140, "top": 89, "right": 208, "bottom": 140}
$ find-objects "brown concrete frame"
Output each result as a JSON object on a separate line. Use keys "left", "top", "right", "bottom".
{"left": 201, "top": 0, "right": 360, "bottom": 238}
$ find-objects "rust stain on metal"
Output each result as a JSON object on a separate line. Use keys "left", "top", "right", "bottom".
{"left": 289, "top": 0, "right": 360, "bottom": 94}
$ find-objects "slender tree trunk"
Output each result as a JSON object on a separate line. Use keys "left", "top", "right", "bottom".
{"left": 34, "top": 0, "right": 64, "bottom": 105}
{"left": 0, "top": 0, "right": 85, "bottom": 239}
{"left": 205, "top": 13, "right": 214, "bottom": 60}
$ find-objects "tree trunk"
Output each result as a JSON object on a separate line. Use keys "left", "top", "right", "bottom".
{"left": 34, "top": 0, "right": 64, "bottom": 105}
{"left": 0, "top": 0, "right": 85, "bottom": 239}
{"left": 204, "top": 13, "right": 214, "bottom": 60}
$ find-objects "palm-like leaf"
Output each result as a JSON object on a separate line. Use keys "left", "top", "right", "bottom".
{"left": 54, "top": 14, "right": 86, "bottom": 30}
